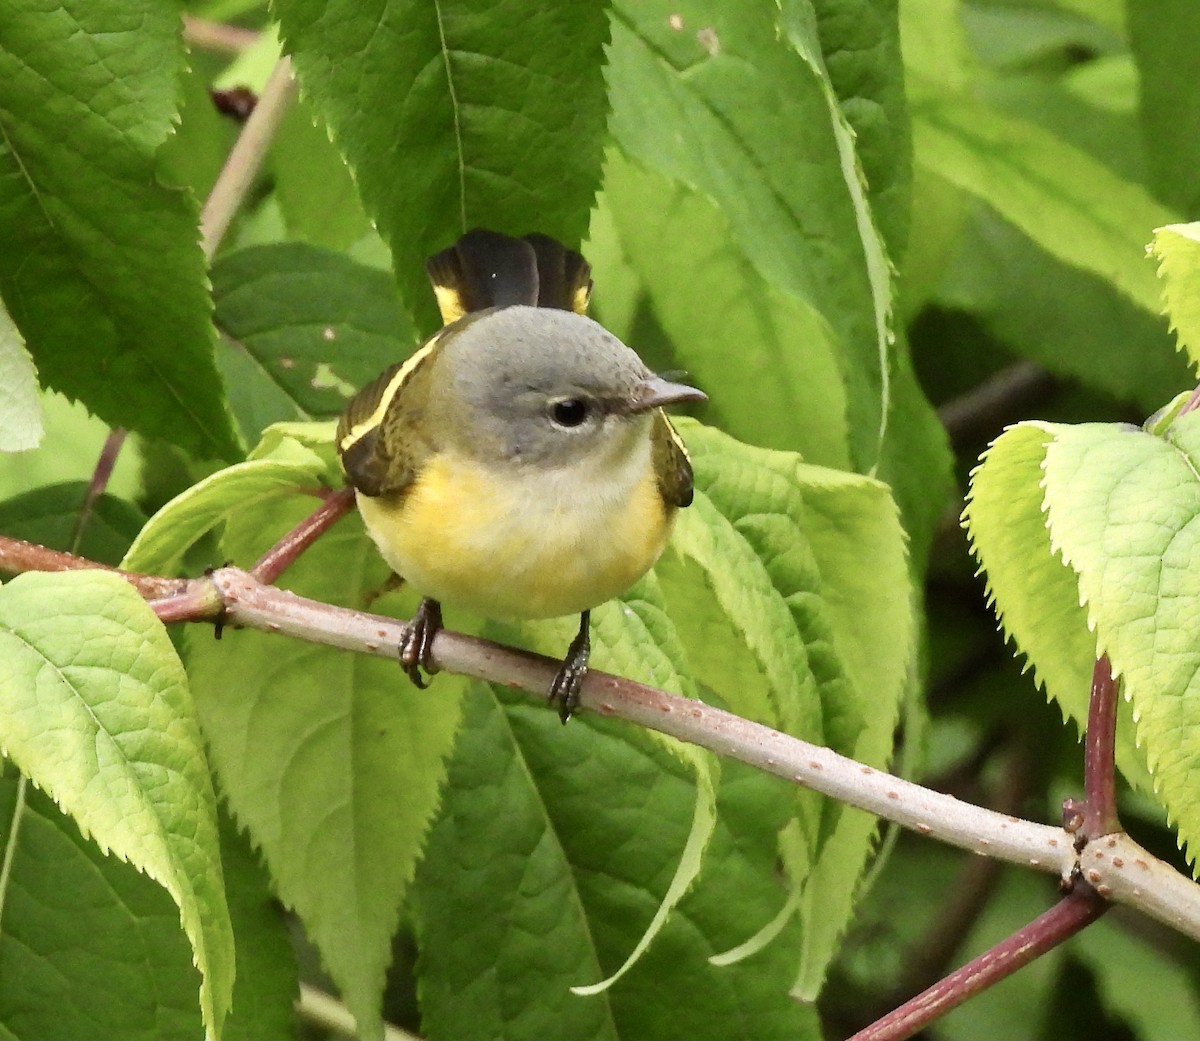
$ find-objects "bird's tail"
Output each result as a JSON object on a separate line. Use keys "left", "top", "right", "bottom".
{"left": 425, "top": 229, "right": 592, "bottom": 325}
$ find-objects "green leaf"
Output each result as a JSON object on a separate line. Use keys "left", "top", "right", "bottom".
{"left": 674, "top": 420, "right": 913, "bottom": 993}
{"left": 413, "top": 691, "right": 818, "bottom": 1040}
{"left": 1051, "top": 0, "right": 1126, "bottom": 38}
{"left": 1038, "top": 413, "right": 1200, "bottom": 865}
{"left": 1129, "top": 0, "right": 1200, "bottom": 214}
{"left": 574, "top": 588, "right": 719, "bottom": 997}
{"left": 775, "top": 455, "right": 913, "bottom": 997}
{"left": 600, "top": 155, "right": 851, "bottom": 469}
{"left": 272, "top": 96, "right": 373, "bottom": 252}
{"left": 0, "top": 392, "right": 144, "bottom": 503}
{"left": 218, "top": 808, "right": 299, "bottom": 1041}
{"left": 899, "top": 0, "right": 970, "bottom": 100}
{"left": 608, "top": 0, "right": 893, "bottom": 472}
{"left": 938, "top": 211, "right": 1190, "bottom": 413}
{"left": 0, "top": 2, "right": 240, "bottom": 461}
{"left": 681, "top": 421, "right": 914, "bottom": 757}
{"left": 911, "top": 95, "right": 1174, "bottom": 317}
{"left": 873, "top": 335, "right": 954, "bottom": 575}
{"left": 412, "top": 688, "right": 620, "bottom": 1041}
{"left": 1150, "top": 222, "right": 1200, "bottom": 375}
{"left": 0, "top": 301, "right": 41, "bottom": 453}
{"left": 121, "top": 430, "right": 333, "bottom": 575}
{"left": 608, "top": 760, "right": 821, "bottom": 1041}
{"left": 184, "top": 491, "right": 463, "bottom": 1040}
{"left": 0, "top": 571, "right": 234, "bottom": 1037}
{"left": 273, "top": 0, "right": 611, "bottom": 327}
{"left": 490, "top": 576, "right": 719, "bottom": 1000}
{"left": 810, "top": 0, "right": 912, "bottom": 258}
{"left": 157, "top": 60, "right": 238, "bottom": 206}
{"left": 0, "top": 772, "right": 204, "bottom": 1040}
{"left": 963, "top": 422, "right": 1151, "bottom": 790}
{"left": 210, "top": 244, "right": 418, "bottom": 442}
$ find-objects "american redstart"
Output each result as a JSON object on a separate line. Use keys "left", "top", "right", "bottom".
{"left": 336, "top": 229, "right": 705, "bottom": 721}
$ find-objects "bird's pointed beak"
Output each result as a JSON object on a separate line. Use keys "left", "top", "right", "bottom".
{"left": 629, "top": 375, "right": 707, "bottom": 413}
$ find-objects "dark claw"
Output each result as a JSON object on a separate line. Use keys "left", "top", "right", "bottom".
{"left": 549, "top": 611, "right": 591, "bottom": 724}
{"left": 400, "top": 598, "right": 442, "bottom": 689}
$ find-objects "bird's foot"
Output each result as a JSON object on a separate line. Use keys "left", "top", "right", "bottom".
{"left": 400, "top": 598, "right": 442, "bottom": 689}
{"left": 548, "top": 611, "right": 590, "bottom": 724}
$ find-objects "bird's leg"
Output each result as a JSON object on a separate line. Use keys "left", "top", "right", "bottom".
{"left": 399, "top": 597, "right": 442, "bottom": 689}
{"left": 549, "top": 610, "right": 590, "bottom": 724}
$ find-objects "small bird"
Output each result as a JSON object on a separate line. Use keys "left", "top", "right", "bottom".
{"left": 336, "top": 230, "right": 705, "bottom": 721}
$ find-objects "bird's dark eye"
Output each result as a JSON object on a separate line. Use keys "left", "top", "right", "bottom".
{"left": 550, "top": 398, "right": 590, "bottom": 428}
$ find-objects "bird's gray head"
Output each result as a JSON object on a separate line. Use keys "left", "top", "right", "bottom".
{"left": 426, "top": 305, "right": 701, "bottom": 469}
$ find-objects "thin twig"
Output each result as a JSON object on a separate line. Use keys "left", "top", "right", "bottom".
{"left": 182, "top": 16, "right": 261, "bottom": 55}
{"left": 206, "top": 567, "right": 1070, "bottom": 867}
{"left": 199, "top": 56, "right": 297, "bottom": 260}
{"left": 850, "top": 884, "right": 1108, "bottom": 1041}
{"left": 295, "top": 983, "right": 418, "bottom": 1041}
{"left": 1082, "top": 655, "right": 1121, "bottom": 838}
{"left": 937, "top": 361, "right": 1057, "bottom": 448}
{"left": 71, "top": 427, "right": 127, "bottom": 555}
{"left": 0, "top": 535, "right": 187, "bottom": 600}
{"left": 251, "top": 487, "right": 354, "bottom": 585}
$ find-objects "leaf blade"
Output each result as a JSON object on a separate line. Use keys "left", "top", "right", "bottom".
{"left": 0, "top": 2, "right": 239, "bottom": 460}
{"left": 1040, "top": 414, "right": 1200, "bottom": 865}
{"left": 184, "top": 490, "right": 462, "bottom": 1039}
{"left": 0, "top": 571, "right": 234, "bottom": 1037}
{"left": 0, "top": 774, "right": 205, "bottom": 1040}
{"left": 608, "top": 0, "right": 893, "bottom": 470}
{"left": 912, "top": 96, "right": 1173, "bottom": 317}
{"left": 1150, "top": 222, "right": 1200, "bottom": 375}
{"left": 274, "top": 0, "right": 611, "bottom": 326}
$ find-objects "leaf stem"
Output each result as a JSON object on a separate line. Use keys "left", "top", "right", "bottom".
{"left": 0, "top": 774, "right": 29, "bottom": 941}
{"left": 70, "top": 427, "right": 126, "bottom": 555}
{"left": 1082, "top": 655, "right": 1121, "bottom": 837}
{"left": 1178, "top": 382, "right": 1200, "bottom": 417}
{"left": 199, "top": 56, "right": 297, "bottom": 260}
{"left": 0, "top": 534, "right": 187, "bottom": 600}
{"left": 182, "top": 16, "right": 261, "bottom": 55}
{"left": 849, "top": 883, "right": 1108, "bottom": 1041}
{"left": 250, "top": 487, "right": 354, "bottom": 585}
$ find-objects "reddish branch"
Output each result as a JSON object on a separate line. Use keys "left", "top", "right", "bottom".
{"left": 71, "top": 427, "right": 126, "bottom": 554}
{"left": 0, "top": 536, "right": 186, "bottom": 600}
{"left": 851, "top": 883, "right": 1108, "bottom": 1041}
{"left": 856, "top": 653, "right": 1126, "bottom": 1039}
{"left": 1082, "top": 655, "right": 1121, "bottom": 838}
{"left": 250, "top": 486, "right": 354, "bottom": 585}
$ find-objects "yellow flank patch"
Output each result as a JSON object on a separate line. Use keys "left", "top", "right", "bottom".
{"left": 355, "top": 447, "right": 674, "bottom": 620}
